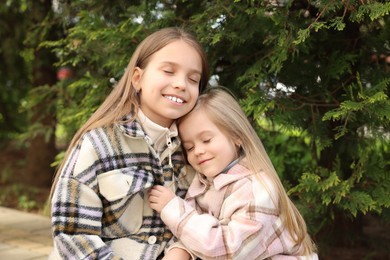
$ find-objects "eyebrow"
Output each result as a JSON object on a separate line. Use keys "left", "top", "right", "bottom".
{"left": 181, "top": 130, "right": 213, "bottom": 144}
{"left": 160, "top": 61, "right": 202, "bottom": 75}
{"left": 181, "top": 141, "right": 192, "bottom": 147}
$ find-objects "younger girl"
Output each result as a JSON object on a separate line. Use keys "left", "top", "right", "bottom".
{"left": 49, "top": 27, "right": 209, "bottom": 259}
{"left": 149, "top": 87, "right": 318, "bottom": 259}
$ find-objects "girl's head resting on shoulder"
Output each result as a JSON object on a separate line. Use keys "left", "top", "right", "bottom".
{"left": 178, "top": 87, "right": 318, "bottom": 256}
{"left": 177, "top": 88, "right": 243, "bottom": 178}
{"left": 178, "top": 87, "right": 260, "bottom": 170}
{"left": 178, "top": 87, "right": 277, "bottom": 182}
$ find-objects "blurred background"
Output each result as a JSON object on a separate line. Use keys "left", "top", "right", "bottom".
{"left": 0, "top": 1, "right": 389, "bottom": 259}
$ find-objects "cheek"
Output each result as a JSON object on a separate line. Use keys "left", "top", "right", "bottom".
{"left": 188, "top": 90, "right": 199, "bottom": 107}
{"left": 186, "top": 153, "right": 195, "bottom": 164}
{"left": 189, "top": 84, "right": 199, "bottom": 96}
{"left": 194, "top": 87, "right": 200, "bottom": 98}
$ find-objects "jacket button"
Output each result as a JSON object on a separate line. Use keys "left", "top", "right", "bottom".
{"left": 148, "top": 235, "right": 157, "bottom": 244}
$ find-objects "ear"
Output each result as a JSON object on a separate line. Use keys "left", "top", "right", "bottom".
{"left": 235, "top": 139, "right": 243, "bottom": 151}
{"left": 131, "top": 67, "right": 143, "bottom": 92}
{"left": 234, "top": 138, "right": 242, "bottom": 147}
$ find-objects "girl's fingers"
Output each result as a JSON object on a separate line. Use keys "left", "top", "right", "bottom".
{"left": 149, "top": 188, "right": 161, "bottom": 197}
{"left": 152, "top": 185, "right": 164, "bottom": 191}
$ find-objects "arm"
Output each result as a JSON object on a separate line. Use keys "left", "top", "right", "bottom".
{"left": 162, "top": 247, "right": 191, "bottom": 260}
{"left": 52, "top": 178, "right": 118, "bottom": 259}
{"left": 159, "top": 179, "right": 267, "bottom": 259}
{"left": 149, "top": 185, "right": 176, "bottom": 213}
{"left": 51, "top": 137, "right": 119, "bottom": 259}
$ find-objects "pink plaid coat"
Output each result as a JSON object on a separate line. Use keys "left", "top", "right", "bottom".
{"left": 160, "top": 163, "right": 318, "bottom": 260}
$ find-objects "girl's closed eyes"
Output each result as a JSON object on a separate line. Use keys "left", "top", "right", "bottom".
{"left": 189, "top": 75, "right": 200, "bottom": 84}
{"left": 163, "top": 69, "right": 174, "bottom": 74}
{"left": 159, "top": 62, "right": 201, "bottom": 85}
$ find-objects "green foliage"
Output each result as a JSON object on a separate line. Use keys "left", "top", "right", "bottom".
{"left": 40, "top": 1, "right": 179, "bottom": 141}
{"left": 2, "top": 0, "right": 389, "bottom": 248}
{"left": 43, "top": 0, "right": 390, "bottom": 234}
{"left": 323, "top": 75, "right": 390, "bottom": 139}
{"left": 0, "top": 165, "right": 13, "bottom": 184}
{"left": 0, "top": 1, "right": 30, "bottom": 141}
{"left": 351, "top": 2, "right": 390, "bottom": 22}
{"left": 0, "top": 183, "right": 41, "bottom": 212}
{"left": 198, "top": 0, "right": 390, "bottom": 240}
{"left": 250, "top": 116, "right": 315, "bottom": 184}
{"left": 18, "top": 195, "right": 38, "bottom": 211}
{"left": 289, "top": 136, "right": 389, "bottom": 221}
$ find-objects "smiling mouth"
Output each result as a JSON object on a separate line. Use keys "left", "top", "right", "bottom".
{"left": 165, "top": 95, "right": 184, "bottom": 103}
{"left": 199, "top": 158, "right": 211, "bottom": 165}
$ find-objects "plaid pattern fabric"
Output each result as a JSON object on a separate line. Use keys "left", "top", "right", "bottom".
{"left": 161, "top": 164, "right": 318, "bottom": 260}
{"left": 50, "top": 118, "right": 193, "bottom": 259}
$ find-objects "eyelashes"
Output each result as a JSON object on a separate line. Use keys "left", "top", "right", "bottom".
{"left": 184, "top": 139, "right": 212, "bottom": 152}
{"left": 163, "top": 69, "right": 174, "bottom": 74}
{"left": 161, "top": 68, "right": 200, "bottom": 84}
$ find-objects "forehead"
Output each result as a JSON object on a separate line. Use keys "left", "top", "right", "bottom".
{"left": 179, "top": 110, "right": 218, "bottom": 139}
{"left": 148, "top": 40, "right": 202, "bottom": 71}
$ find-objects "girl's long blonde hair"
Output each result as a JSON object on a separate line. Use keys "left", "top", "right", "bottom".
{"left": 50, "top": 27, "right": 209, "bottom": 198}
{"left": 178, "top": 87, "right": 316, "bottom": 255}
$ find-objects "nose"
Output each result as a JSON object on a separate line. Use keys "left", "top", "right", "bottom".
{"left": 171, "top": 75, "right": 186, "bottom": 90}
{"left": 193, "top": 145, "right": 205, "bottom": 155}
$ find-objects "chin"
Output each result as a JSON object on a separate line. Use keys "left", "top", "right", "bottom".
{"left": 204, "top": 172, "right": 217, "bottom": 179}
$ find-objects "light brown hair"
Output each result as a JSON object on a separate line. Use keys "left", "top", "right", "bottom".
{"left": 178, "top": 87, "right": 317, "bottom": 255}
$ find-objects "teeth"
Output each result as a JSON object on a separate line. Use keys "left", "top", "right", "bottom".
{"left": 166, "top": 96, "right": 184, "bottom": 103}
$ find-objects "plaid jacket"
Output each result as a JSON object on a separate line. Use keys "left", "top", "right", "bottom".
{"left": 161, "top": 163, "right": 318, "bottom": 260}
{"left": 50, "top": 118, "right": 194, "bottom": 260}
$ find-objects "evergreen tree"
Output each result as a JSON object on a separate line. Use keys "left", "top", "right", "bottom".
{"left": 0, "top": 1, "right": 30, "bottom": 141}
{"left": 0, "top": 0, "right": 62, "bottom": 186}
{"left": 10, "top": 0, "right": 390, "bottom": 255}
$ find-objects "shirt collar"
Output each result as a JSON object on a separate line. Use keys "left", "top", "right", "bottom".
{"left": 213, "top": 163, "right": 251, "bottom": 190}
{"left": 137, "top": 110, "right": 179, "bottom": 151}
{"left": 187, "top": 163, "right": 252, "bottom": 198}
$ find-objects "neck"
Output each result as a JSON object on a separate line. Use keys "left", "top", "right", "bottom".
{"left": 220, "top": 157, "right": 240, "bottom": 174}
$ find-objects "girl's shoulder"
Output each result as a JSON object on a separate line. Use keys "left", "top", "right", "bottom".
{"left": 250, "top": 170, "right": 279, "bottom": 209}
{"left": 115, "top": 117, "right": 146, "bottom": 138}
{"left": 79, "top": 117, "right": 146, "bottom": 140}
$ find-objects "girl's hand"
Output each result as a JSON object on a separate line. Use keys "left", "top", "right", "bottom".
{"left": 149, "top": 185, "right": 176, "bottom": 213}
{"left": 162, "top": 247, "right": 191, "bottom": 260}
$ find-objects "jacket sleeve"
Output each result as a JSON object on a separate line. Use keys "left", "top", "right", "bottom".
{"left": 159, "top": 182, "right": 264, "bottom": 260}
{"left": 51, "top": 137, "right": 121, "bottom": 260}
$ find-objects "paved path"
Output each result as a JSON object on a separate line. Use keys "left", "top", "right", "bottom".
{"left": 0, "top": 207, "right": 53, "bottom": 259}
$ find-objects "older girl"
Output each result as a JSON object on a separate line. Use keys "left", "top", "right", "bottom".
{"left": 50, "top": 27, "right": 209, "bottom": 259}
